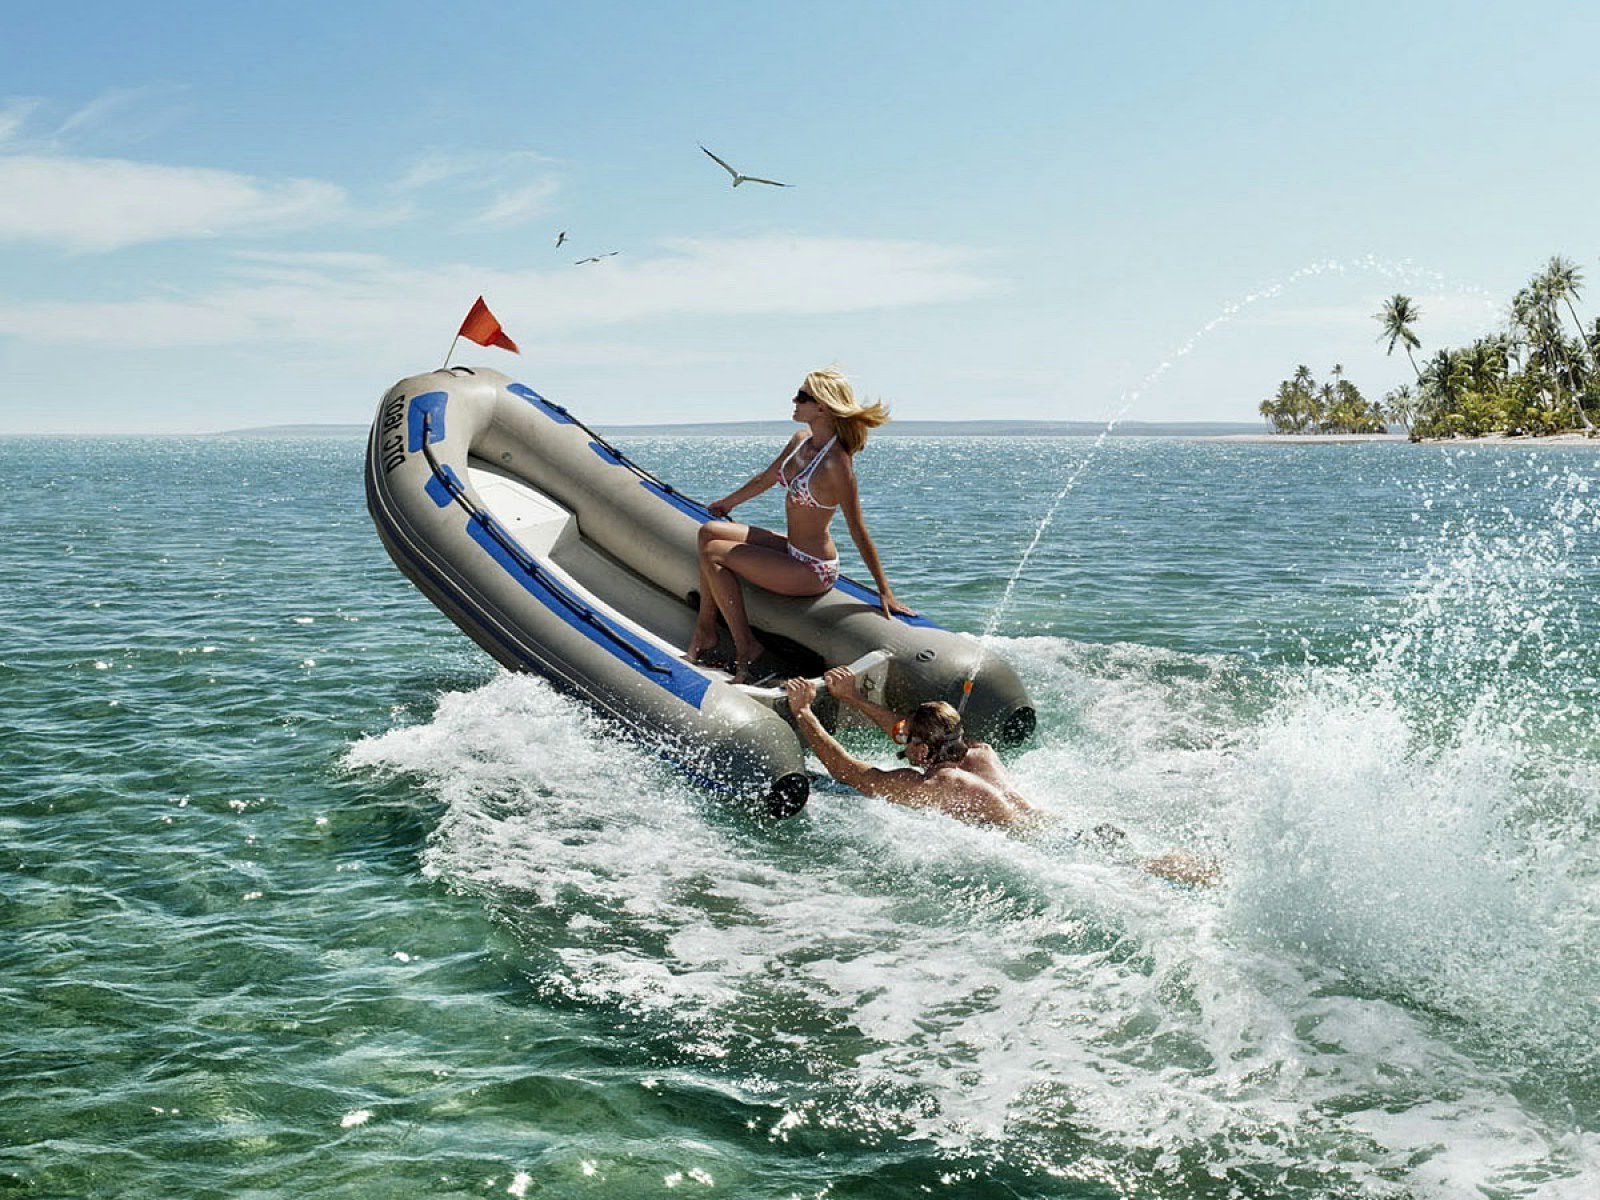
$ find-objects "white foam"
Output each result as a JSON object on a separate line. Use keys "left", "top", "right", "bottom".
{"left": 344, "top": 642, "right": 1600, "bottom": 1194}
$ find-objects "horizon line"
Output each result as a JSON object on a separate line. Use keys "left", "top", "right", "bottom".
{"left": 210, "top": 417, "right": 1274, "bottom": 438}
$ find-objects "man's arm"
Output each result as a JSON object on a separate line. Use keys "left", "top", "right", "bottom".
{"left": 785, "top": 679, "right": 929, "bottom": 804}
{"left": 823, "top": 667, "right": 905, "bottom": 741}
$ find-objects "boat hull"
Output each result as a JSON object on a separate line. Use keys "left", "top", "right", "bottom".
{"left": 364, "top": 367, "right": 1035, "bottom": 815}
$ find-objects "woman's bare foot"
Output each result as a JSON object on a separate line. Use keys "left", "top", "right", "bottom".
{"left": 685, "top": 626, "right": 719, "bottom": 664}
{"left": 732, "top": 641, "right": 767, "bottom": 684}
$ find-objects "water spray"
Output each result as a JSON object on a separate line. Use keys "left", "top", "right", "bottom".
{"left": 955, "top": 255, "right": 1496, "bottom": 716}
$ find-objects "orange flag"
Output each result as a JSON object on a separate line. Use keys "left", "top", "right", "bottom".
{"left": 457, "top": 296, "right": 519, "bottom": 353}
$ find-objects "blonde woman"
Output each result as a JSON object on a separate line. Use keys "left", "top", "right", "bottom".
{"left": 687, "top": 368, "right": 914, "bottom": 681}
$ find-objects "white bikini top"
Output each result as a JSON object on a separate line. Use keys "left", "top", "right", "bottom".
{"left": 776, "top": 436, "right": 837, "bottom": 509}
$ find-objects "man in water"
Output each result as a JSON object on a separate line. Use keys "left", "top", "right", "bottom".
{"left": 783, "top": 673, "right": 1037, "bottom": 828}
{"left": 785, "top": 667, "right": 1219, "bottom": 885}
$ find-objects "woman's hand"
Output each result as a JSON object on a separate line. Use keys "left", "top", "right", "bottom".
{"left": 707, "top": 497, "right": 734, "bottom": 519}
{"left": 880, "top": 592, "right": 917, "bottom": 619}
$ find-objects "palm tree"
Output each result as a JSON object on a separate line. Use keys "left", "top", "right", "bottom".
{"left": 1513, "top": 280, "right": 1570, "bottom": 406}
{"left": 1461, "top": 337, "right": 1508, "bottom": 398}
{"left": 1539, "top": 256, "right": 1594, "bottom": 428}
{"left": 1290, "top": 364, "right": 1317, "bottom": 432}
{"left": 1508, "top": 287, "right": 1537, "bottom": 372}
{"left": 1418, "top": 348, "right": 1464, "bottom": 417}
{"left": 1375, "top": 294, "right": 1422, "bottom": 379}
{"left": 1526, "top": 270, "right": 1586, "bottom": 403}
{"left": 1261, "top": 384, "right": 1296, "bottom": 433}
{"left": 1541, "top": 256, "right": 1588, "bottom": 349}
{"left": 1384, "top": 384, "right": 1417, "bottom": 434}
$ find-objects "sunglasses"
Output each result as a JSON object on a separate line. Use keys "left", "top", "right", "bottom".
{"left": 794, "top": 390, "right": 818, "bottom": 405}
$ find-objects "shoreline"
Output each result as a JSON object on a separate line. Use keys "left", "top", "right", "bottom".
{"left": 1198, "top": 431, "right": 1600, "bottom": 446}
{"left": 14, "top": 426, "right": 1597, "bottom": 446}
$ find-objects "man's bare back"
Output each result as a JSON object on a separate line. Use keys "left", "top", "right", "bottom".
{"left": 870, "top": 755, "right": 1033, "bottom": 828}
{"left": 912, "top": 746, "right": 1036, "bottom": 827}
{"left": 948, "top": 743, "right": 1034, "bottom": 810}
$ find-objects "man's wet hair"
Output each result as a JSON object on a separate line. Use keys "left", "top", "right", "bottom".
{"left": 900, "top": 701, "right": 968, "bottom": 765}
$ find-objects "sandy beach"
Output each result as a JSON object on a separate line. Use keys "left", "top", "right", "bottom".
{"left": 1202, "top": 432, "right": 1600, "bottom": 446}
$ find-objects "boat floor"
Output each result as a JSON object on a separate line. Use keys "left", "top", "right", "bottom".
{"left": 465, "top": 459, "right": 886, "bottom": 721}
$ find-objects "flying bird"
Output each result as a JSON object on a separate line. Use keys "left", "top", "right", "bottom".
{"left": 554, "top": 231, "right": 567, "bottom": 247}
{"left": 574, "top": 251, "right": 619, "bottom": 265}
{"left": 699, "top": 144, "right": 791, "bottom": 188}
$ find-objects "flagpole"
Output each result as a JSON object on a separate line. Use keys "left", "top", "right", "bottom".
{"left": 440, "top": 333, "right": 461, "bottom": 370}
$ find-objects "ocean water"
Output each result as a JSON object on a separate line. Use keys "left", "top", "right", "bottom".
{"left": 3, "top": 430, "right": 1598, "bottom": 1199}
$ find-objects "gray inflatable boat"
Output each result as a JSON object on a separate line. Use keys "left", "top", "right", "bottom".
{"left": 364, "top": 366, "right": 1035, "bottom": 816}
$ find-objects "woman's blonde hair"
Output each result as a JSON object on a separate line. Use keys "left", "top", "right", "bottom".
{"left": 803, "top": 367, "right": 889, "bottom": 454}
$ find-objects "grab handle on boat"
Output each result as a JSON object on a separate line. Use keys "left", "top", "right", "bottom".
{"left": 734, "top": 648, "right": 892, "bottom": 701}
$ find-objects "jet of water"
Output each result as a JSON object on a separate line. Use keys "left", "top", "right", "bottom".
{"left": 957, "top": 256, "right": 1499, "bottom": 710}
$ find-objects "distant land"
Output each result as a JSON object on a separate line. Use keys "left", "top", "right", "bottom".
{"left": 219, "top": 419, "right": 1269, "bottom": 438}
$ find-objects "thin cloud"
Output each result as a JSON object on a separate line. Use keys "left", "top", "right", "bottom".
{"left": 51, "top": 85, "right": 187, "bottom": 144}
{"left": 0, "top": 98, "right": 39, "bottom": 146}
{"left": 0, "top": 235, "right": 997, "bottom": 348}
{"left": 470, "top": 179, "right": 562, "bottom": 228}
{"left": 227, "top": 249, "right": 398, "bottom": 288}
{"left": 395, "top": 149, "right": 556, "bottom": 191}
{"left": 395, "top": 149, "right": 563, "bottom": 230}
{"left": 541, "top": 235, "right": 995, "bottom": 323}
{"left": 234, "top": 249, "right": 397, "bottom": 271}
{"left": 0, "top": 154, "right": 348, "bottom": 251}
{"left": 1, "top": 86, "right": 188, "bottom": 156}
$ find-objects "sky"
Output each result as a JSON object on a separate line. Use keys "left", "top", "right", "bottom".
{"left": 2, "top": 0, "right": 1597, "bottom": 434}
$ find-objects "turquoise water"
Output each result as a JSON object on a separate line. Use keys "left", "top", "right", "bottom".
{"left": 3, "top": 431, "right": 1598, "bottom": 1198}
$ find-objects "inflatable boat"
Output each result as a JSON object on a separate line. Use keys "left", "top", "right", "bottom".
{"left": 364, "top": 366, "right": 1035, "bottom": 816}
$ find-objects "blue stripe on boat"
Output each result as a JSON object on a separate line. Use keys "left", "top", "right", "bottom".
{"left": 466, "top": 517, "right": 712, "bottom": 708}
{"left": 368, "top": 497, "right": 738, "bottom": 795}
{"left": 640, "top": 478, "right": 712, "bottom": 521}
{"left": 508, "top": 382, "right": 577, "bottom": 425}
{"left": 832, "top": 576, "right": 941, "bottom": 628}
{"left": 425, "top": 463, "right": 464, "bottom": 508}
{"left": 407, "top": 392, "right": 448, "bottom": 451}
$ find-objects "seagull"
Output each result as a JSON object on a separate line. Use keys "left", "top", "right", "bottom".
{"left": 554, "top": 231, "right": 567, "bottom": 247}
{"left": 574, "top": 251, "right": 619, "bottom": 265}
{"left": 699, "top": 144, "right": 791, "bottom": 188}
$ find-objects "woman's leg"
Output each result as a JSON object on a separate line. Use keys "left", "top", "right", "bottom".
{"left": 687, "top": 520, "right": 754, "bottom": 661}
{"left": 703, "top": 536, "right": 831, "bottom": 680}
{"left": 686, "top": 523, "right": 729, "bottom": 661}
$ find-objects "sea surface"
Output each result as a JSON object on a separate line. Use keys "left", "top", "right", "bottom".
{"left": 3, "top": 430, "right": 1599, "bottom": 1199}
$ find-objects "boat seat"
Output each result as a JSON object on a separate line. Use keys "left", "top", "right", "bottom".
{"left": 467, "top": 466, "right": 576, "bottom": 557}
